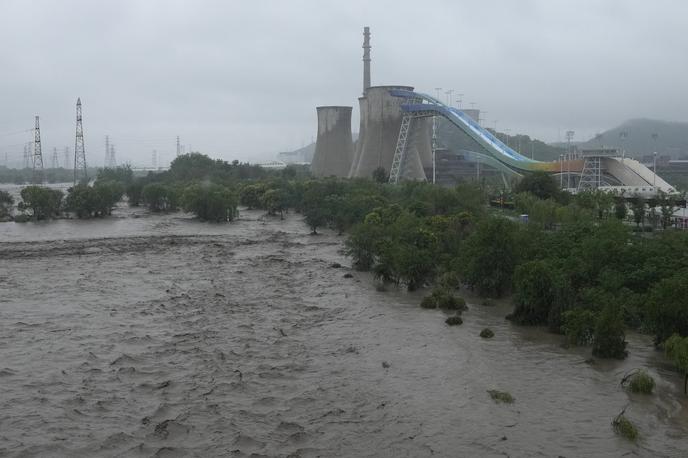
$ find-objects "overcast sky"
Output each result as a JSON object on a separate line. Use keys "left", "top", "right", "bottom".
{"left": 1, "top": 0, "right": 687, "bottom": 167}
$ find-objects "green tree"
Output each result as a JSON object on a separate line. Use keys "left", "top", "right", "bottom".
{"left": 239, "top": 184, "right": 265, "bottom": 209}
{"left": 614, "top": 198, "right": 628, "bottom": 220}
{"left": 647, "top": 271, "right": 688, "bottom": 344}
{"left": 630, "top": 196, "right": 645, "bottom": 227}
{"left": 372, "top": 166, "right": 388, "bottom": 184}
{"left": 181, "top": 183, "right": 238, "bottom": 222}
{"left": 514, "top": 171, "right": 560, "bottom": 200}
{"left": 126, "top": 181, "right": 144, "bottom": 206}
{"left": 261, "top": 188, "right": 288, "bottom": 218}
{"left": 142, "top": 183, "right": 178, "bottom": 212}
{"left": 97, "top": 165, "right": 134, "bottom": 185}
{"left": 461, "top": 217, "right": 521, "bottom": 297}
{"left": 18, "top": 186, "right": 63, "bottom": 220}
{"left": 0, "top": 190, "right": 14, "bottom": 219}
{"left": 664, "top": 334, "right": 688, "bottom": 394}
{"left": 592, "top": 304, "right": 627, "bottom": 359}
{"left": 511, "top": 260, "right": 561, "bottom": 325}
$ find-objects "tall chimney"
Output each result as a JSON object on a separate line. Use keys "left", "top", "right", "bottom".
{"left": 362, "top": 26, "right": 371, "bottom": 94}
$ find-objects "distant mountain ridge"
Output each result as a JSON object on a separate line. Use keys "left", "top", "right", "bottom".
{"left": 578, "top": 118, "right": 688, "bottom": 159}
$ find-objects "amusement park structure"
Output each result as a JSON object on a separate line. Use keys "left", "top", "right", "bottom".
{"left": 308, "top": 27, "right": 675, "bottom": 196}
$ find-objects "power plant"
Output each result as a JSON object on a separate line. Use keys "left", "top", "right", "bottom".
{"left": 310, "top": 27, "right": 674, "bottom": 195}
{"left": 311, "top": 106, "right": 354, "bottom": 177}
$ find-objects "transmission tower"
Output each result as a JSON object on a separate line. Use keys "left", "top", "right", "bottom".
{"left": 105, "top": 135, "right": 110, "bottom": 167}
{"left": 109, "top": 144, "right": 116, "bottom": 167}
{"left": 63, "top": 147, "right": 70, "bottom": 169}
{"left": 32, "top": 116, "right": 44, "bottom": 184}
{"left": 176, "top": 136, "right": 181, "bottom": 157}
{"left": 51, "top": 147, "right": 59, "bottom": 169}
{"left": 74, "top": 98, "right": 88, "bottom": 184}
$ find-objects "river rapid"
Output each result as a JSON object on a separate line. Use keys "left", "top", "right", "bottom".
{"left": 0, "top": 205, "right": 686, "bottom": 457}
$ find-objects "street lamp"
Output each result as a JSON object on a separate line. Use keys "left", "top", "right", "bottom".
{"left": 653, "top": 151, "right": 657, "bottom": 188}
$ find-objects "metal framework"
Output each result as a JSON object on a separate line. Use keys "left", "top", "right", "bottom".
{"left": 388, "top": 115, "right": 413, "bottom": 183}
{"left": 32, "top": 116, "right": 44, "bottom": 183}
{"left": 74, "top": 98, "right": 88, "bottom": 184}
{"left": 51, "top": 147, "right": 59, "bottom": 169}
{"left": 577, "top": 155, "right": 602, "bottom": 192}
{"left": 388, "top": 98, "right": 431, "bottom": 184}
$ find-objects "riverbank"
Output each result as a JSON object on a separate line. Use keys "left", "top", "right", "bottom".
{"left": 1, "top": 210, "right": 686, "bottom": 457}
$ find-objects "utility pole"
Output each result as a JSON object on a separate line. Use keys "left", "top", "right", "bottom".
{"left": 456, "top": 93, "right": 464, "bottom": 109}
{"left": 434, "top": 87, "right": 442, "bottom": 101}
{"left": 74, "top": 98, "right": 88, "bottom": 184}
{"left": 445, "top": 89, "right": 454, "bottom": 107}
{"left": 32, "top": 116, "right": 44, "bottom": 184}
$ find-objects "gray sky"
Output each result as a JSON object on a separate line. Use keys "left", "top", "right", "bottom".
{"left": 1, "top": 0, "right": 687, "bottom": 167}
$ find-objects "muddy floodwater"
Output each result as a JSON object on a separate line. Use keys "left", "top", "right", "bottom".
{"left": 1, "top": 206, "right": 687, "bottom": 457}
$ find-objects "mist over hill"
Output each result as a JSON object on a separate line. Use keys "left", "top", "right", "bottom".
{"left": 578, "top": 119, "right": 688, "bottom": 158}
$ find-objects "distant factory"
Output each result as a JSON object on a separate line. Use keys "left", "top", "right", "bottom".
{"left": 310, "top": 27, "right": 432, "bottom": 180}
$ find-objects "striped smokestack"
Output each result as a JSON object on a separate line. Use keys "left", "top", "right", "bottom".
{"left": 311, "top": 106, "right": 354, "bottom": 177}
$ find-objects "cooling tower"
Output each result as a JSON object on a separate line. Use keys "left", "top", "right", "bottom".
{"left": 404, "top": 117, "right": 433, "bottom": 180}
{"left": 311, "top": 106, "right": 354, "bottom": 177}
{"left": 348, "top": 96, "right": 368, "bottom": 177}
{"left": 350, "top": 85, "right": 414, "bottom": 178}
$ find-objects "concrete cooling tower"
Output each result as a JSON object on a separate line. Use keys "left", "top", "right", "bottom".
{"left": 311, "top": 106, "right": 354, "bottom": 177}
{"left": 402, "top": 117, "right": 433, "bottom": 180}
{"left": 349, "top": 85, "right": 415, "bottom": 178}
{"left": 348, "top": 96, "right": 368, "bottom": 177}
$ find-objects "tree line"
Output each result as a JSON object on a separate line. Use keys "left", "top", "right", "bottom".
{"left": 5, "top": 155, "right": 687, "bottom": 387}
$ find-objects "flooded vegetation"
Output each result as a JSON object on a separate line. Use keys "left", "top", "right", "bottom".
{"left": 1, "top": 157, "right": 688, "bottom": 457}
{"left": 1, "top": 205, "right": 687, "bottom": 457}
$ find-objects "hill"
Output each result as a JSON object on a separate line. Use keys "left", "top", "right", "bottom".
{"left": 578, "top": 119, "right": 688, "bottom": 159}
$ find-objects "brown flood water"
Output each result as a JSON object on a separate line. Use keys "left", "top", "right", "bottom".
{"left": 0, "top": 207, "right": 687, "bottom": 457}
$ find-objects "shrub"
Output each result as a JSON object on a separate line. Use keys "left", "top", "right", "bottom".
{"left": 437, "top": 271, "right": 461, "bottom": 290}
{"left": 445, "top": 316, "right": 463, "bottom": 326}
{"left": 480, "top": 328, "right": 494, "bottom": 339}
{"left": 487, "top": 389, "right": 514, "bottom": 403}
{"left": 625, "top": 370, "right": 655, "bottom": 394}
{"left": 612, "top": 411, "right": 638, "bottom": 441}
{"left": 420, "top": 296, "right": 437, "bottom": 309}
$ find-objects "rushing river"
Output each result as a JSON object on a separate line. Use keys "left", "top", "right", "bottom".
{"left": 0, "top": 205, "right": 686, "bottom": 457}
